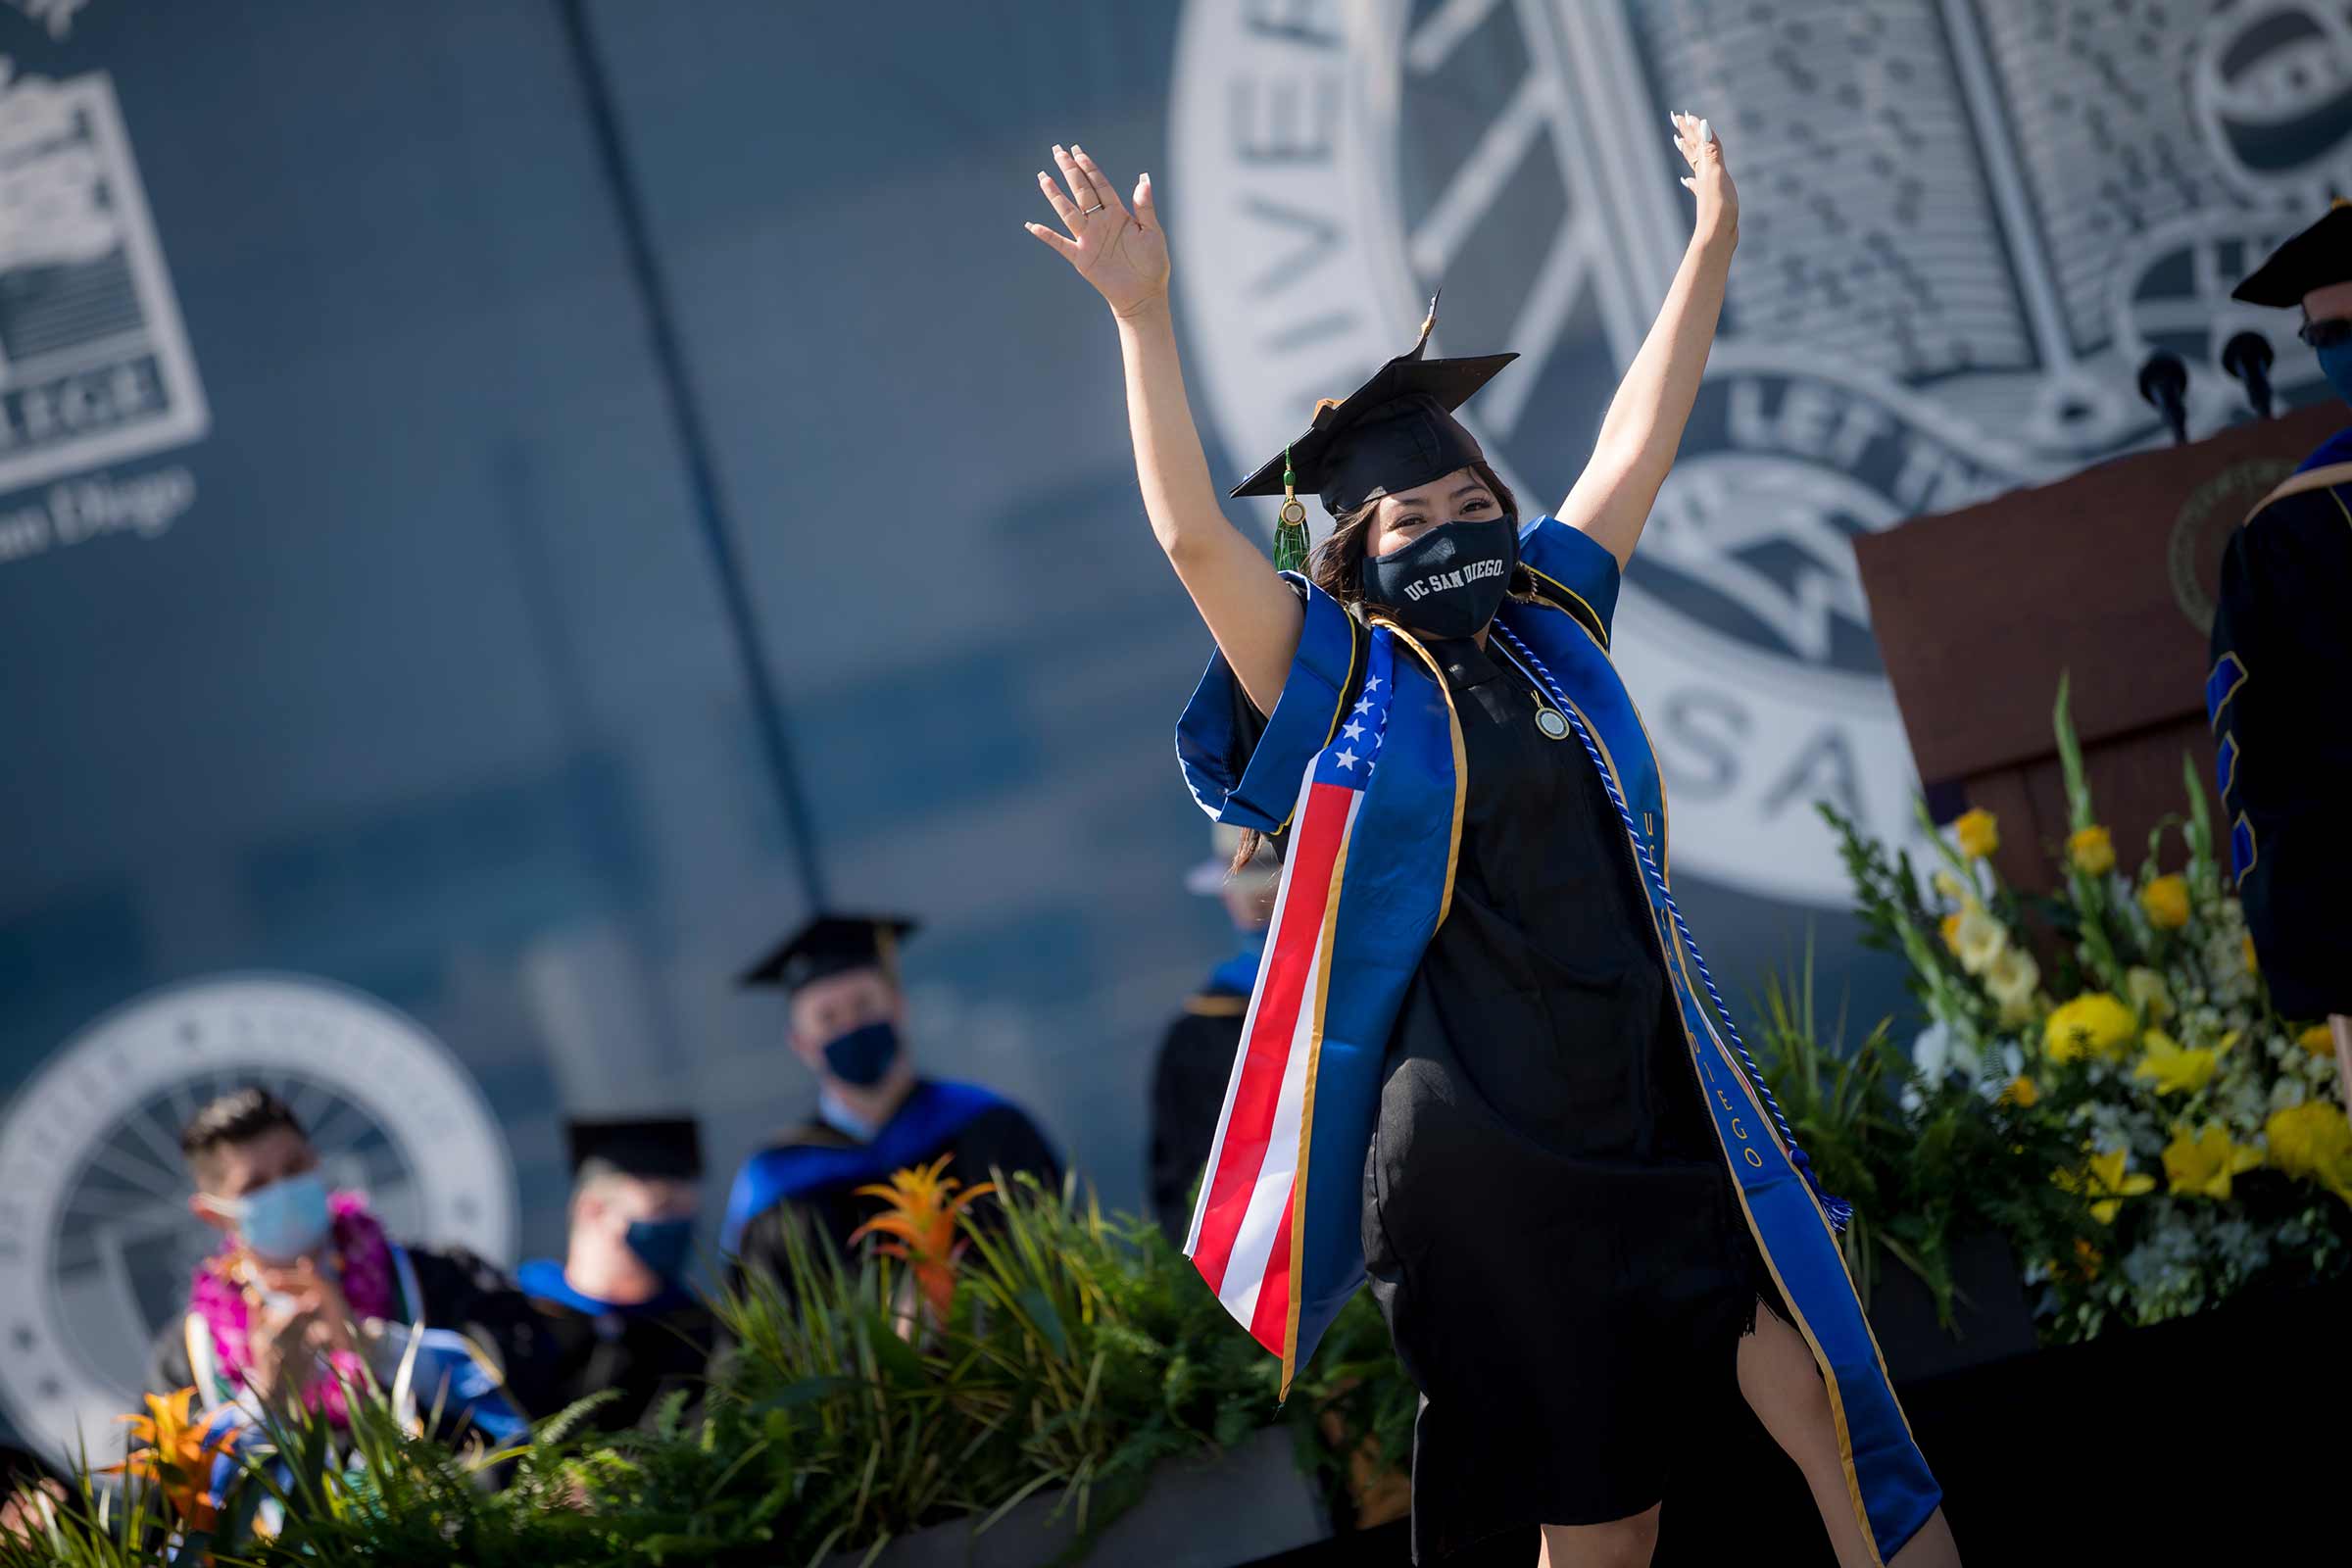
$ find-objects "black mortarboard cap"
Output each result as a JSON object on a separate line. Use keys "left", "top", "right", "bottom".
{"left": 1231, "top": 295, "right": 1517, "bottom": 516}
{"left": 737, "top": 911, "right": 918, "bottom": 992}
{"left": 2233, "top": 200, "right": 2352, "bottom": 307}
{"left": 565, "top": 1116, "right": 704, "bottom": 1181}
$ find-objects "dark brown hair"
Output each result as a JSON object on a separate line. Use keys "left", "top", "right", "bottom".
{"left": 179, "top": 1087, "right": 305, "bottom": 1167}
{"left": 1229, "top": 462, "right": 1526, "bottom": 872}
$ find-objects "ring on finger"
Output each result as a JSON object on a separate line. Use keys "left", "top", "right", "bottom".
{"left": 1083, "top": 202, "right": 1105, "bottom": 215}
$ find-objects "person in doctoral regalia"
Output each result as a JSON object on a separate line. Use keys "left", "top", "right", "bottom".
{"left": 511, "top": 1117, "right": 717, "bottom": 1432}
{"left": 721, "top": 913, "right": 1062, "bottom": 1285}
{"left": 1023, "top": 122, "right": 1955, "bottom": 1567}
{"left": 2211, "top": 200, "right": 2352, "bottom": 1112}
{"left": 1148, "top": 823, "right": 1276, "bottom": 1245}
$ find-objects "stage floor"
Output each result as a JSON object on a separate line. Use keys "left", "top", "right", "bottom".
{"left": 1250, "top": 1273, "right": 2347, "bottom": 1564}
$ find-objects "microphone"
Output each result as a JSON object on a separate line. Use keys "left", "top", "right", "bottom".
{"left": 2221, "top": 332, "right": 2276, "bottom": 419}
{"left": 2137, "top": 351, "right": 2189, "bottom": 446}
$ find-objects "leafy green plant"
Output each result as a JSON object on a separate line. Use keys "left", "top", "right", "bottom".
{"left": 1747, "top": 931, "right": 2099, "bottom": 1332}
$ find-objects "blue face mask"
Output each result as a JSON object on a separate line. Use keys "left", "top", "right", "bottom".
{"left": 2318, "top": 340, "right": 2352, "bottom": 407}
{"left": 623, "top": 1217, "right": 694, "bottom": 1281}
{"left": 820, "top": 1019, "right": 901, "bottom": 1087}
{"left": 231, "top": 1171, "right": 333, "bottom": 1264}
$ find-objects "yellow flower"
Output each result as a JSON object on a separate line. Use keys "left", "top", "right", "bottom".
{"left": 2000, "top": 1075, "right": 2039, "bottom": 1108}
{"left": 2067, "top": 825, "right": 2115, "bottom": 876}
{"left": 2242, "top": 934, "right": 2259, "bottom": 975}
{"left": 2298, "top": 1024, "right": 2335, "bottom": 1060}
{"left": 1953, "top": 903, "right": 2008, "bottom": 975}
{"left": 2138, "top": 874, "right": 2190, "bottom": 930}
{"left": 2265, "top": 1102, "right": 2352, "bottom": 1202}
{"left": 850, "top": 1154, "right": 997, "bottom": 1321}
{"left": 2053, "top": 1147, "right": 2156, "bottom": 1224}
{"left": 2132, "top": 1030, "right": 2218, "bottom": 1097}
{"left": 2161, "top": 1123, "right": 2263, "bottom": 1200}
{"left": 2124, "top": 966, "right": 2172, "bottom": 1022}
{"left": 2043, "top": 993, "right": 2137, "bottom": 1064}
{"left": 1938, "top": 912, "right": 1962, "bottom": 955}
{"left": 1954, "top": 808, "right": 1999, "bottom": 859}
{"left": 1984, "top": 946, "right": 2040, "bottom": 1014}
{"left": 1932, "top": 869, "right": 1967, "bottom": 903}
{"left": 103, "top": 1386, "right": 241, "bottom": 1531}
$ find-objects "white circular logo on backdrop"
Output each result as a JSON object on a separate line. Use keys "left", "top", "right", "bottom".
{"left": 0, "top": 975, "right": 514, "bottom": 1457}
{"left": 1170, "top": 0, "right": 2343, "bottom": 904}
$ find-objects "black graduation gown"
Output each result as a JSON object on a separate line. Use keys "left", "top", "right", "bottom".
{"left": 1150, "top": 985, "right": 1249, "bottom": 1246}
{"left": 507, "top": 1263, "right": 717, "bottom": 1433}
{"left": 1241, "top": 631, "right": 1773, "bottom": 1560}
{"left": 730, "top": 1095, "right": 1062, "bottom": 1290}
{"left": 2209, "top": 457, "right": 2352, "bottom": 1019}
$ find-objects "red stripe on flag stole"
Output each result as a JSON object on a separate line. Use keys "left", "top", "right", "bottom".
{"left": 1249, "top": 1175, "right": 1298, "bottom": 1352}
{"left": 1191, "top": 778, "right": 1352, "bottom": 1294}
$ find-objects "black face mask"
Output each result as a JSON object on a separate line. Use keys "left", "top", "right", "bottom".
{"left": 1362, "top": 514, "right": 1518, "bottom": 640}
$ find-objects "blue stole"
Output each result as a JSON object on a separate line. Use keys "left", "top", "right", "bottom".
{"left": 516, "top": 1257, "right": 696, "bottom": 1318}
{"left": 1176, "top": 517, "right": 1939, "bottom": 1561}
{"left": 2294, "top": 422, "right": 2352, "bottom": 472}
{"left": 1205, "top": 929, "right": 1266, "bottom": 996}
{"left": 719, "top": 1079, "right": 1009, "bottom": 1253}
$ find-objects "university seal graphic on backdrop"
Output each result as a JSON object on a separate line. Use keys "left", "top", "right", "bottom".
{"left": 1171, "top": 0, "right": 2347, "bottom": 904}
{"left": 0, "top": 976, "right": 514, "bottom": 1455}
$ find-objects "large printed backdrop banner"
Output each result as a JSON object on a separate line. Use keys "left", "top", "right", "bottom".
{"left": 0, "top": 0, "right": 2334, "bottom": 1458}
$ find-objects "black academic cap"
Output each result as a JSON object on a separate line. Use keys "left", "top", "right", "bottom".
{"left": 1231, "top": 296, "right": 1517, "bottom": 516}
{"left": 566, "top": 1116, "right": 704, "bottom": 1181}
{"left": 2233, "top": 200, "right": 2352, "bottom": 308}
{"left": 737, "top": 912, "right": 918, "bottom": 992}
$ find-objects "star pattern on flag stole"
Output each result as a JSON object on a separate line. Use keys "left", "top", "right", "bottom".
{"left": 1343, "top": 719, "right": 1366, "bottom": 741}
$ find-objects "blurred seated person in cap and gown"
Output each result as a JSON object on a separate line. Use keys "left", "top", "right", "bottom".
{"left": 2212, "top": 200, "right": 2352, "bottom": 1110}
{"left": 1149, "top": 824, "right": 1277, "bottom": 1245}
{"left": 721, "top": 914, "right": 1062, "bottom": 1284}
{"left": 511, "top": 1118, "right": 717, "bottom": 1432}
{"left": 148, "top": 1087, "right": 532, "bottom": 1446}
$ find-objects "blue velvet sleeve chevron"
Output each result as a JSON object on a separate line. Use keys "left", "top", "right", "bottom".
{"left": 1176, "top": 572, "right": 1360, "bottom": 833}
{"left": 1516, "top": 514, "right": 1621, "bottom": 647}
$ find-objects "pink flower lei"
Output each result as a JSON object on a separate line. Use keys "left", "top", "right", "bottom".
{"left": 186, "top": 1191, "right": 398, "bottom": 1425}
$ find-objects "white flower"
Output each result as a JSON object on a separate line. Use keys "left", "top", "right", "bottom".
{"left": 1984, "top": 946, "right": 2040, "bottom": 1014}
{"left": 1953, "top": 904, "right": 2008, "bottom": 975}
{"left": 1910, "top": 1020, "right": 1953, "bottom": 1081}
{"left": 2125, "top": 966, "right": 2172, "bottom": 1020}
{"left": 2269, "top": 1078, "right": 2308, "bottom": 1113}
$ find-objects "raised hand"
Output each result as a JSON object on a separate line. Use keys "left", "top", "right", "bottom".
{"left": 1671, "top": 111, "right": 1738, "bottom": 245}
{"left": 1023, "top": 144, "right": 1169, "bottom": 318}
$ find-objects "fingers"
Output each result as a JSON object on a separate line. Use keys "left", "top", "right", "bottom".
{"left": 1668, "top": 110, "right": 1722, "bottom": 172}
{"left": 1023, "top": 220, "right": 1077, "bottom": 260}
{"left": 1035, "top": 168, "right": 1079, "bottom": 229}
{"left": 1070, "top": 144, "right": 1128, "bottom": 221}
{"left": 1052, "top": 144, "right": 1099, "bottom": 217}
{"left": 1133, "top": 170, "right": 1156, "bottom": 229}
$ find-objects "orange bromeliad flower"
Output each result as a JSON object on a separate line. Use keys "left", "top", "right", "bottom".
{"left": 849, "top": 1154, "right": 996, "bottom": 1320}
{"left": 104, "top": 1387, "right": 241, "bottom": 1531}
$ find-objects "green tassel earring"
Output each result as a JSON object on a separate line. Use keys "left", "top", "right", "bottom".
{"left": 1273, "top": 445, "right": 1309, "bottom": 574}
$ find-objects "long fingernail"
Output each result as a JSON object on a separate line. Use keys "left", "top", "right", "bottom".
{"left": 1054, "top": 144, "right": 1065, "bottom": 155}
{"left": 1072, "top": 143, "right": 1085, "bottom": 155}
{"left": 1700, "top": 118, "right": 1712, "bottom": 142}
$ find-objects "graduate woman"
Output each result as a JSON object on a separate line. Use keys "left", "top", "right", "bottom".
{"left": 1025, "top": 120, "right": 1959, "bottom": 1568}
